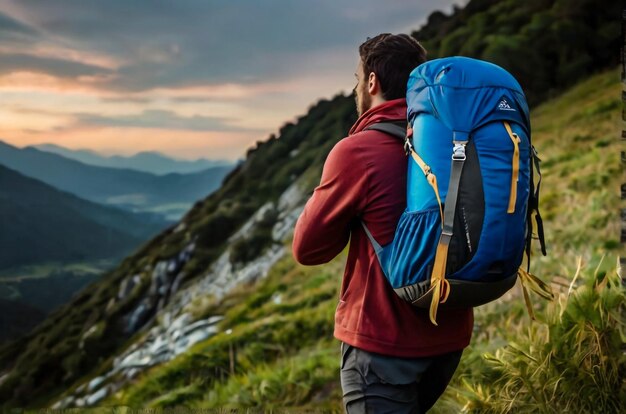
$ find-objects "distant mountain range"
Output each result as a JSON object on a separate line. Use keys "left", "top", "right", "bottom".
{"left": 0, "top": 141, "right": 234, "bottom": 220}
{"left": 0, "top": 163, "right": 169, "bottom": 269}
{"left": 31, "top": 144, "right": 234, "bottom": 175}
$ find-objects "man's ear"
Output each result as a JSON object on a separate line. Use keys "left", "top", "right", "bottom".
{"left": 367, "top": 71, "right": 380, "bottom": 95}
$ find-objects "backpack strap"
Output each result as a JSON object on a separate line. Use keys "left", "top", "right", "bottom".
{"left": 407, "top": 146, "right": 444, "bottom": 226}
{"left": 524, "top": 145, "right": 547, "bottom": 273}
{"left": 363, "top": 121, "right": 407, "bottom": 140}
{"left": 359, "top": 121, "right": 408, "bottom": 257}
{"left": 400, "top": 124, "right": 445, "bottom": 225}
{"left": 503, "top": 122, "right": 521, "bottom": 213}
{"left": 427, "top": 131, "right": 469, "bottom": 325}
{"left": 531, "top": 146, "right": 546, "bottom": 256}
{"left": 517, "top": 144, "right": 550, "bottom": 320}
{"left": 361, "top": 120, "right": 444, "bottom": 241}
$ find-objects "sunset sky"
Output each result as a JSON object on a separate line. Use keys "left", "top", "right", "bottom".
{"left": 0, "top": 0, "right": 461, "bottom": 161}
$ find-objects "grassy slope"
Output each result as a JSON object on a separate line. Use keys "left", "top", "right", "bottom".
{"left": 101, "top": 69, "right": 621, "bottom": 411}
{"left": 527, "top": 67, "right": 620, "bottom": 274}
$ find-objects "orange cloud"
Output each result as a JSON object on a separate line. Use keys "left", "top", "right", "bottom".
{"left": 0, "top": 125, "right": 264, "bottom": 160}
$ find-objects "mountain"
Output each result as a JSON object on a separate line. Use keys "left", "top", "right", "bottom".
{"left": 0, "top": 298, "right": 45, "bottom": 344}
{"left": 0, "top": 142, "right": 234, "bottom": 220}
{"left": 0, "top": 0, "right": 619, "bottom": 410}
{"left": 0, "top": 164, "right": 168, "bottom": 269}
{"left": 31, "top": 144, "right": 233, "bottom": 175}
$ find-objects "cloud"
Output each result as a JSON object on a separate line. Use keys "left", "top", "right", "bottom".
{"left": 0, "top": 0, "right": 464, "bottom": 160}
{"left": 74, "top": 109, "right": 257, "bottom": 132}
{"left": 0, "top": 53, "right": 113, "bottom": 79}
{"left": 168, "top": 96, "right": 215, "bottom": 103}
{"left": 0, "top": 10, "right": 39, "bottom": 43}
{"left": 0, "top": 0, "right": 456, "bottom": 92}
{"left": 100, "top": 96, "right": 153, "bottom": 104}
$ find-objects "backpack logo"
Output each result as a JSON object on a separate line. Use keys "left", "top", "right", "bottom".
{"left": 497, "top": 97, "right": 516, "bottom": 111}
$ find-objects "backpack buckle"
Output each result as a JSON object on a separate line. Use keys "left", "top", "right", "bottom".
{"left": 404, "top": 137, "right": 414, "bottom": 155}
{"left": 452, "top": 142, "right": 467, "bottom": 161}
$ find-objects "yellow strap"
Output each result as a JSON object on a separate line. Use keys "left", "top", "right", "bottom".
{"left": 518, "top": 267, "right": 554, "bottom": 301}
{"left": 427, "top": 242, "right": 451, "bottom": 325}
{"left": 410, "top": 150, "right": 444, "bottom": 226}
{"left": 409, "top": 148, "right": 453, "bottom": 325}
{"left": 517, "top": 266, "right": 556, "bottom": 321}
{"left": 408, "top": 148, "right": 448, "bottom": 325}
{"left": 518, "top": 271, "right": 536, "bottom": 321}
{"left": 409, "top": 147, "right": 429, "bottom": 173}
{"left": 430, "top": 243, "right": 449, "bottom": 288}
{"left": 503, "top": 122, "right": 520, "bottom": 214}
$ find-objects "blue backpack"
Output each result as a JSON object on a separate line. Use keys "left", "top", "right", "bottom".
{"left": 363, "top": 57, "right": 552, "bottom": 325}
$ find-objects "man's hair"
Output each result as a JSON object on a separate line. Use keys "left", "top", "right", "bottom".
{"left": 359, "top": 33, "right": 427, "bottom": 100}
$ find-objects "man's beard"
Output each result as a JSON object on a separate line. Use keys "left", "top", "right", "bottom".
{"left": 354, "top": 85, "right": 372, "bottom": 117}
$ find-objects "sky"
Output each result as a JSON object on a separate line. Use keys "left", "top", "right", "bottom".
{"left": 0, "top": 0, "right": 462, "bottom": 161}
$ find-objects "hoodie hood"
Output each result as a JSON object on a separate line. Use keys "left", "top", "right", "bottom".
{"left": 349, "top": 98, "right": 407, "bottom": 135}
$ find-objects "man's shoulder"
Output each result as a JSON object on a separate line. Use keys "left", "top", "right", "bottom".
{"left": 344, "top": 125, "right": 405, "bottom": 154}
{"left": 328, "top": 130, "right": 379, "bottom": 162}
{"left": 337, "top": 127, "right": 387, "bottom": 150}
{"left": 326, "top": 135, "right": 361, "bottom": 168}
{"left": 327, "top": 129, "right": 403, "bottom": 178}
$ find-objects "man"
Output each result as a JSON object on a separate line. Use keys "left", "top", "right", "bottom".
{"left": 292, "top": 34, "right": 474, "bottom": 413}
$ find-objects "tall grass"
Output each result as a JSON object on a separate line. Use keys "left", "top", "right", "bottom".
{"left": 451, "top": 258, "right": 624, "bottom": 413}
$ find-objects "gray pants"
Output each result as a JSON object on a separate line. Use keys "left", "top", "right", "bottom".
{"left": 340, "top": 342, "right": 463, "bottom": 414}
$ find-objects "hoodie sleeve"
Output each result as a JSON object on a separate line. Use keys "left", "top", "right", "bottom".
{"left": 292, "top": 138, "right": 369, "bottom": 265}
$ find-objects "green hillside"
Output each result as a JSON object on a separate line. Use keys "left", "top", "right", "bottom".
{"left": 86, "top": 68, "right": 620, "bottom": 412}
{"left": 0, "top": 0, "right": 620, "bottom": 410}
{"left": 0, "top": 298, "right": 45, "bottom": 343}
{"left": 412, "top": 0, "right": 619, "bottom": 105}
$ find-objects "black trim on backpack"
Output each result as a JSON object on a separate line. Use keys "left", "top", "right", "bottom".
{"left": 447, "top": 139, "right": 484, "bottom": 276}
{"left": 525, "top": 144, "right": 547, "bottom": 272}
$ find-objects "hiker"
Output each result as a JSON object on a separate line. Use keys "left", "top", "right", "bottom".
{"left": 292, "top": 34, "right": 473, "bottom": 413}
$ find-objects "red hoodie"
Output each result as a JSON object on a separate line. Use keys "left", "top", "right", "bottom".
{"left": 293, "top": 98, "right": 473, "bottom": 357}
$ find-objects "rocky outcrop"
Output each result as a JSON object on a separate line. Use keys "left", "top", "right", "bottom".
{"left": 114, "top": 240, "right": 196, "bottom": 335}
{"left": 52, "top": 180, "right": 307, "bottom": 408}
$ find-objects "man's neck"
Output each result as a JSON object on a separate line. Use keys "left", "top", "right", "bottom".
{"left": 371, "top": 96, "right": 386, "bottom": 109}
